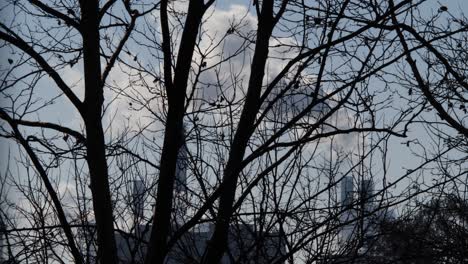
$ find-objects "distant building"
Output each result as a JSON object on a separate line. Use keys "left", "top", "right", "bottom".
{"left": 0, "top": 213, "right": 4, "bottom": 263}
{"left": 0, "top": 211, "right": 18, "bottom": 264}
{"left": 115, "top": 223, "right": 286, "bottom": 264}
{"left": 114, "top": 126, "right": 286, "bottom": 263}
{"left": 335, "top": 177, "right": 394, "bottom": 263}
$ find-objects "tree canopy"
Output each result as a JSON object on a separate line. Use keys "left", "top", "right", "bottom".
{"left": 0, "top": 0, "right": 466, "bottom": 263}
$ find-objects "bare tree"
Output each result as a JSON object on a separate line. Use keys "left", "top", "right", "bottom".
{"left": 369, "top": 194, "right": 468, "bottom": 264}
{"left": 0, "top": 0, "right": 466, "bottom": 263}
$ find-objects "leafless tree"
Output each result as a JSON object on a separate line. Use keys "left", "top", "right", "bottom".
{"left": 0, "top": 0, "right": 466, "bottom": 263}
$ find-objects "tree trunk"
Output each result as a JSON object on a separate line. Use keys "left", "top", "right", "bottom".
{"left": 145, "top": 1, "right": 206, "bottom": 263}
{"left": 201, "top": 1, "right": 275, "bottom": 263}
{"left": 81, "top": 0, "right": 118, "bottom": 263}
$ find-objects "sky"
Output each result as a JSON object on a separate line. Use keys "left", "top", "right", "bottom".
{"left": 0, "top": 1, "right": 467, "bottom": 263}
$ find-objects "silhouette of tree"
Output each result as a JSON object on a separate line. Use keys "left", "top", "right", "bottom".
{"left": 0, "top": 0, "right": 466, "bottom": 263}
{"left": 370, "top": 194, "right": 468, "bottom": 264}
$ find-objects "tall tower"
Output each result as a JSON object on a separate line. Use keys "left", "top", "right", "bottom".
{"left": 339, "top": 176, "right": 355, "bottom": 248}
{"left": 132, "top": 180, "right": 145, "bottom": 222}
{"left": 341, "top": 176, "right": 354, "bottom": 207}
{"left": 359, "top": 179, "right": 374, "bottom": 213}
{"left": 0, "top": 213, "right": 4, "bottom": 262}
{"left": 173, "top": 125, "right": 188, "bottom": 223}
{"left": 175, "top": 132, "right": 188, "bottom": 194}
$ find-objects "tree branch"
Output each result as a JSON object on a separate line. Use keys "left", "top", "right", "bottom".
{"left": 0, "top": 26, "right": 84, "bottom": 115}
{"left": 389, "top": 0, "right": 468, "bottom": 138}
{"left": 101, "top": 16, "right": 136, "bottom": 84}
{"left": 0, "top": 109, "right": 84, "bottom": 264}
{"left": 29, "top": 0, "right": 81, "bottom": 31}
{"left": 4, "top": 118, "right": 85, "bottom": 142}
